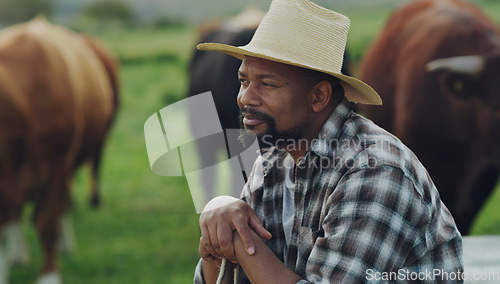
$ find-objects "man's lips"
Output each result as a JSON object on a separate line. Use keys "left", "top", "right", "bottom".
{"left": 243, "top": 116, "right": 265, "bottom": 126}
{"left": 241, "top": 112, "right": 266, "bottom": 126}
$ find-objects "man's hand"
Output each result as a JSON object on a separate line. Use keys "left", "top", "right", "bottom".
{"left": 199, "top": 196, "right": 272, "bottom": 264}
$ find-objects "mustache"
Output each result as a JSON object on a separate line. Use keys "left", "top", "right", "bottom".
{"left": 239, "top": 107, "right": 274, "bottom": 122}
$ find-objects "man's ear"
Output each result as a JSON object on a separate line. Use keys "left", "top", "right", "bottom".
{"left": 311, "top": 81, "right": 332, "bottom": 113}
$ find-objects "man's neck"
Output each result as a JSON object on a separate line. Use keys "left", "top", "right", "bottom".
{"left": 286, "top": 107, "right": 334, "bottom": 163}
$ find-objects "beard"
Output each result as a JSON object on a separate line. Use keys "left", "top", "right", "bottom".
{"left": 237, "top": 107, "right": 310, "bottom": 149}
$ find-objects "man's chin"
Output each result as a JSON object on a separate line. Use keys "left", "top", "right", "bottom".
{"left": 237, "top": 128, "right": 271, "bottom": 149}
{"left": 245, "top": 124, "right": 269, "bottom": 137}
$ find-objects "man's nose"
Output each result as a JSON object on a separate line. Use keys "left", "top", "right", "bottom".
{"left": 238, "top": 83, "right": 262, "bottom": 108}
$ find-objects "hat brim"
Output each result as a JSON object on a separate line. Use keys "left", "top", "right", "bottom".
{"left": 197, "top": 42, "right": 382, "bottom": 105}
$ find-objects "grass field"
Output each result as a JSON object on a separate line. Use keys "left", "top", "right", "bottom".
{"left": 7, "top": 2, "right": 500, "bottom": 283}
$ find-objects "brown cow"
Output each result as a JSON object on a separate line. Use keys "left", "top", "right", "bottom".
{"left": 358, "top": 0, "right": 500, "bottom": 234}
{"left": 0, "top": 17, "right": 118, "bottom": 283}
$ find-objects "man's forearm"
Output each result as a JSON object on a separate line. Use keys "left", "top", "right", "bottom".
{"left": 233, "top": 230, "right": 303, "bottom": 284}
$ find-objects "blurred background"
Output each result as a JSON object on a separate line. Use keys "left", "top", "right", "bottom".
{"left": 2, "top": 0, "right": 499, "bottom": 283}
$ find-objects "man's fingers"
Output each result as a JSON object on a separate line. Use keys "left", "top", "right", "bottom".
{"left": 202, "top": 253, "right": 222, "bottom": 267}
{"left": 199, "top": 237, "right": 222, "bottom": 267}
{"left": 201, "top": 225, "right": 219, "bottom": 258}
{"left": 234, "top": 223, "right": 256, "bottom": 255}
{"left": 207, "top": 224, "right": 223, "bottom": 257}
{"left": 199, "top": 199, "right": 265, "bottom": 260}
{"left": 249, "top": 213, "right": 272, "bottom": 240}
{"left": 217, "top": 225, "right": 237, "bottom": 262}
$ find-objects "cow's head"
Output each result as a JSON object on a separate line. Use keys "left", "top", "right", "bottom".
{"left": 426, "top": 54, "right": 500, "bottom": 160}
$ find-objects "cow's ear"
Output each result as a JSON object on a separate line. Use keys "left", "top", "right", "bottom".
{"left": 438, "top": 72, "right": 480, "bottom": 100}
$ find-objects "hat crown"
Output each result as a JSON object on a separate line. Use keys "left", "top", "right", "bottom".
{"left": 247, "top": 0, "right": 350, "bottom": 74}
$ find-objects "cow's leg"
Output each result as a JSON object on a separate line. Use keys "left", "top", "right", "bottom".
{"left": 34, "top": 209, "right": 63, "bottom": 284}
{"left": 89, "top": 153, "right": 102, "bottom": 207}
{"left": 36, "top": 272, "right": 61, "bottom": 284}
{"left": 0, "top": 243, "right": 9, "bottom": 284}
{"left": 35, "top": 208, "right": 61, "bottom": 276}
{"left": 201, "top": 161, "right": 217, "bottom": 202}
{"left": 195, "top": 140, "right": 218, "bottom": 205}
{"left": 34, "top": 206, "right": 64, "bottom": 284}
{"left": 57, "top": 213, "right": 76, "bottom": 255}
{"left": 4, "top": 221, "right": 29, "bottom": 266}
{"left": 1, "top": 167, "right": 27, "bottom": 273}
{"left": 34, "top": 166, "right": 70, "bottom": 284}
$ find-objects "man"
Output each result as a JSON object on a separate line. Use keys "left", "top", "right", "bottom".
{"left": 194, "top": 0, "right": 463, "bottom": 282}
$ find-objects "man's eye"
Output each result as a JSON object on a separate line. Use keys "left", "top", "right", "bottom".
{"left": 262, "top": 82, "right": 278, "bottom": 88}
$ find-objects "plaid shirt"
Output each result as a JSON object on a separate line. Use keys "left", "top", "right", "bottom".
{"left": 194, "top": 99, "right": 463, "bottom": 283}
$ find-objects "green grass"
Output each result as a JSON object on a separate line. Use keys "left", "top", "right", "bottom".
{"left": 93, "top": 26, "right": 197, "bottom": 66}
{"left": 345, "top": 8, "right": 394, "bottom": 64}
{"left": 477, "top": 0, "right": 500, "bottom": 24}
{"left": 471, "top": 183, "right": 500, "bottom": 235}
{"left": 7, "top": 2, "right": 500, "bottom": 282}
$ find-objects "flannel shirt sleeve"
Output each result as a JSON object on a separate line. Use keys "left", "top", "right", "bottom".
{"left": 298, "top": 164, "right": 462, "bottom": 283}
{"left": 193, "top": 258, "right": 205, "bottom": 284}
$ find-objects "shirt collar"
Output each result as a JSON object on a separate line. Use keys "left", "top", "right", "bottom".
{"left": 308, "top": 98, "right": 353, "bottom": 158}
{"left": 260, "top": 147, "right": 287, "bottom": 175}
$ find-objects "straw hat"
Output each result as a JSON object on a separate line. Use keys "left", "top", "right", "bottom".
{"left": 197, "top": 0, "right": 382, "bottom": 105}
